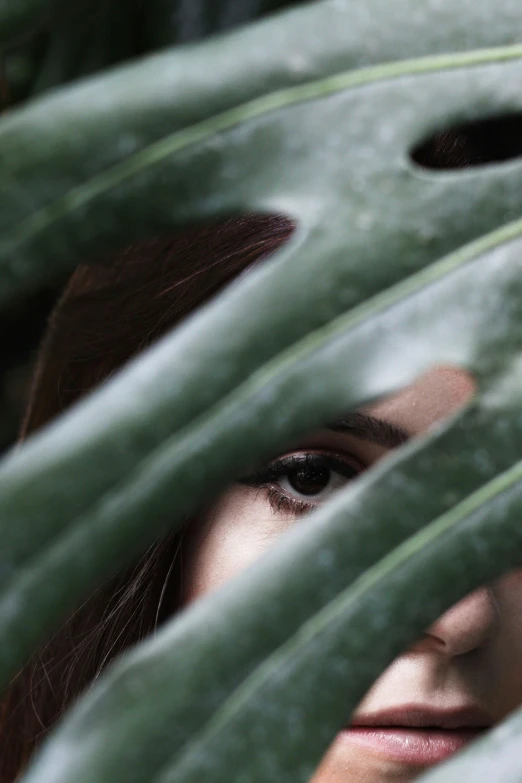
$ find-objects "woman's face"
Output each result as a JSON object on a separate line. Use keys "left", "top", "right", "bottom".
{"left": 181, "top": 365, "right": 522, "bottom": 783}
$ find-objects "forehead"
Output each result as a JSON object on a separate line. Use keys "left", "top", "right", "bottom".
{"left": 360, "top": 365, "right": 475, "bottom": 437}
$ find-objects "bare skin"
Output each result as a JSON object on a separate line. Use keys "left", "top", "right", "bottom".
{"left": 181, "top": 366, "right": 522, "bottom": 783}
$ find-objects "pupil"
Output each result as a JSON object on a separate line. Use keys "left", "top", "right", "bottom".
{"left": 288, "top": 465, "right": 330, "bottom": 496}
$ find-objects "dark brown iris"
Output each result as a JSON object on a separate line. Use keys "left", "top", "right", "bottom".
{"left": 287, "top": 464, "right": 330, "bottom": 496}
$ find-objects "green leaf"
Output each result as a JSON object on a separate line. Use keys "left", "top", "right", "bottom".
{"left": 4, "top": 2, "right": 522, "bottom": 783}
{"left": 1, "top": 0, "right": 522, "bottom": 301}
{"left": 12, "top": 226, "right": 522, "bottom": 782}
{"left": 2, "top": 0, "right": 522, "bottom": 695}
{"left": 2, "top": 45, "right": 522, "bottom": 591}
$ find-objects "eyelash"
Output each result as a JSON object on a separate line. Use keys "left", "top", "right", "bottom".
{"left": 241, "top": 451, "right": 365, "bottom": 516}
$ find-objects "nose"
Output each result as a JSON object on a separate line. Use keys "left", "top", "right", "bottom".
{"left": 410, "top": 586, "right": 498, "bottom": 657}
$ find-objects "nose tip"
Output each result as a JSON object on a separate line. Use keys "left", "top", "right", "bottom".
{"left": 410, "top": 586, "right": 498, "bottom": 657}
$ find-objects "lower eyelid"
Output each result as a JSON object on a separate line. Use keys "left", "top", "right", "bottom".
{"left": 266, "top": 486, "right": 316, "bottom": 516}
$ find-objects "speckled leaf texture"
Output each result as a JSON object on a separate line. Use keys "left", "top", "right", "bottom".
{"left": 1, "top": 0, "right": 522, "bottom": 782}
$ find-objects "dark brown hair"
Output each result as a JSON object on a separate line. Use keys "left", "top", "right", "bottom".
{"left": 1, "top": 119, "right": 519, "bottom": 781}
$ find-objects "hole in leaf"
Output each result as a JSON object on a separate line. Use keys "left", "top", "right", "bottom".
{"left": 411, "top": 113, "right": 522, "bottom": 170}
{"left": 20, "top": 213, "right": 296, "bottom": 438}
{"left": 358, "top": 364, "right": 476, "bottom": 438}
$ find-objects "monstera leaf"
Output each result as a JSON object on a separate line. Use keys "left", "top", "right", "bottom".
{"left": 1, "top": 0, "right": 522, "bottom": 782}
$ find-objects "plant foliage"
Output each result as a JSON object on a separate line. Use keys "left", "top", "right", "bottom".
{"left": 1, "top": 0, "right": 522, "bottom": 781}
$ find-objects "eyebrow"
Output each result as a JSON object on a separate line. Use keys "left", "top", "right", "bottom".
{"left": 326, "top": 412, "right": 410, "bottom": 449}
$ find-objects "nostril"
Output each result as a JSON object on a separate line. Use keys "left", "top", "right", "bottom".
{"left": 422, "top": 587, "right": 498, "bottom": 657}
{"left": 410, "top": 113, "right": 522, "bottom": 170}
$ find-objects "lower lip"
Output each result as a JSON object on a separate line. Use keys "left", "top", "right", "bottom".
{"left": 340, "top": 726, "right": 485, "bottom": 765}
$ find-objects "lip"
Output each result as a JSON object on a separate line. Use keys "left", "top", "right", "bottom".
{"left": 340, "top": 705, "right": 492, "bottom": 765}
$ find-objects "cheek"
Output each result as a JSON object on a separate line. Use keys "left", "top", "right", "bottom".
{"left": 494, "top": 569, "right": 522, "bottom": 627}
{"left": 181, "top": 485, "right": 295, "bottom": 604}
{"left": 486, "top": 569, "right": 522, "bottom": 712}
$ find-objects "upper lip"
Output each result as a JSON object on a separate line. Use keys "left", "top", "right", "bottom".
{"left": 349, "top": 705, "right": 492, "bottom": 730}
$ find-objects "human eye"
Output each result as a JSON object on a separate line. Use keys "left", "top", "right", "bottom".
{"left": 240, "top": 450, "right": 364, "bottom": 516}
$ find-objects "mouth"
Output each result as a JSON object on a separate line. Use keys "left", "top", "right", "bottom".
{"left": 339, "top": 705, "right": 492, "bottom": 765}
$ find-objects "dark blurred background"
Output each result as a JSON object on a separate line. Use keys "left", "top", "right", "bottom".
{"left": 0, "top": 281, "right": 64, "bottom": 452}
